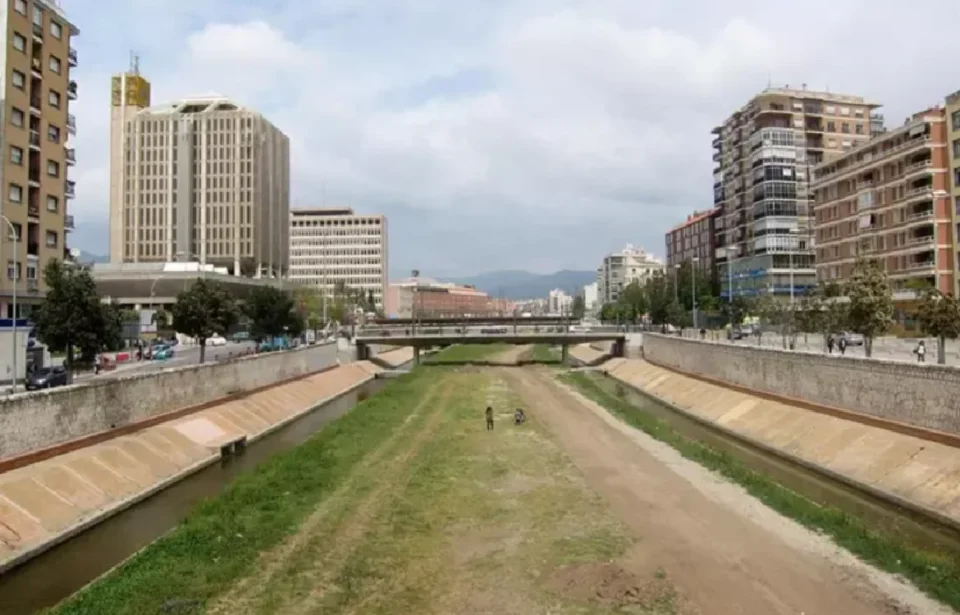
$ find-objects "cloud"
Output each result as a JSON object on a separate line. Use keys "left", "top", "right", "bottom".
{"left": 67, "top": 0, "right": 960, "bottom": 277}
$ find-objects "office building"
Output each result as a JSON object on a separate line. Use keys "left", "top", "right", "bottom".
{"left": 111, "top": 92, "right": 290, "bottom": 277}
{"left": 946, "top": 90, "right": 960, "bottom": 296}
{"left": 383, "top": 277, "right": 505, "bottom": 318}
{"left": 289, "top": 208, "right": 387, "bottom": 309}
{"left": 596, "top": 244, "right": 664, "bottom": 305}
{"left": 0, "top": 0, "right": 79, "bottom": 318}
{"left": 712, "top": 87, "right": 882, "bottom": 299}
{"left": 812, "top": 105, "right": 953, "bottom": 296}
{"left": 665, "top": 208, "right": 720, "bottom": 286}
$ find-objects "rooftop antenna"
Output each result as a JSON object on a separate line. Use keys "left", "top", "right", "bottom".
{"left": 129, "top": 51, "right": 140, "bottom": 75}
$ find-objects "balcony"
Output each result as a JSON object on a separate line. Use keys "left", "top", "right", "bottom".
{"left": 30, "top": 57, "right": 42, "bottom": 77}
{"left": 27, "top": 202, "right": 39, "bottom": 218}
{"left": 67, "top": 81, "right": 77, "bottom": 100}
{"left": 68, "top": 48, "right": 77, "bottom": 67}
{"left": 29, "top": 94, "right": 41, "bottom": 115}
{"left": 65, "top": 180, "right": 75, "bottom": 199}
{"left": 65, "top": 147, "right": 75, "bottom": 165}
{"left": 905, "top": 184, "right": 932, "bottom": 199}
{"left": 32, "top": 22, "right": 42, "bottom": 38}
{"left": 907, "top": 208, "right": 934, "bottom": 222}
{"left": 27, "top": 242, "right": 39, "bottom": 257}
{"left": 26, "top": 279, "right": 39, "bottom": 292}
{"left": 28, "top": 166, "right": 39, "bottom": 186}
{"left": 67, "top": 114, "right": 76, "bottom": 135}
{"left": 29, "top": 130, "right": 40, "bottom": 150}
{"left": 904, "top": 158, "right": 932, "bottom": 179}
{"left": 64, "top": 214, "right": 75, "bottom": 231}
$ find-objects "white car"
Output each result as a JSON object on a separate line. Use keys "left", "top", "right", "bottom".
{"left": 208, "top": 334, "right": 227, "bottom": 347}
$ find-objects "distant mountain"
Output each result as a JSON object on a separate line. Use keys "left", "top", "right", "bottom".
{"left": 440, "top": 269, "right": 596, "bottom": 300}
{"left": 76, "top": 250, "right": 108, "bottom": 264}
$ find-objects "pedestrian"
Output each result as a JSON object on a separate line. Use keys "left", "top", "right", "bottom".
{"left": 485, "top": 406, "right": 494, "bottom": 431}
{"left": 838, "top": 336, "right": 847, "bottom": 356}
{"left": 827, "top": 334, "right": 835, "bottom": 354}
{"left": 915, "top": 340, "right": 926, "bottom": 363}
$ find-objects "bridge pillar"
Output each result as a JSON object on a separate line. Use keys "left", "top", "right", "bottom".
{"left": 612, "top": 339, "right": 625, "bottom": 358}
{"left": 561, "top": 344, "right": 569, "bottom": 364}
{"left": 414, "top": 346, "right": 421, "bottom": 365}
{"left": 356, "top": 343, "right": 370, "bottom": 361}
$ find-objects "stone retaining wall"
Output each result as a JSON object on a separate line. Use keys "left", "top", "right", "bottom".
{"left": 0, "top": 343, "right": 338, "bottom": 461}
{"left": 642, "top": 334, "right": 960, "bottom": 435}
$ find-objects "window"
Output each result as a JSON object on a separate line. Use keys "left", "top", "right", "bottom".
{"left": 7, "top": 261, "right": 20, "bottom": 281}
{"left": 7, "top": 223, "right": 20, "bottom": 241}
{"left": 32, "top": 7, "right": 42, "bottom": 27}
{"left": 826, "top": 121, "right": 835, "bottom": 132}
{"left": 45, "top": 230, "right": 58, "bottom": 248}
{"left": 11, "top": 70, "right": 25, "bottom": 90}
{"left": 47, "top": 124, "right": 59, "bottom": 142}
{"left": 855, "top": 124, "right": 864, "bottom": 135}
{"left": 14, "top": 0, "right": 26, "bottom": 15}
{"left": 50, "top": 21, "right": 62, "bottom": 39}
{"left": 11, "top": 108, "right": 24, "bottom": 128}
{"left": 955, "top": 139, "right": 960, "bottom": 159}
{"left": 48, "top": 90, "right": 60, "bottom": 108}
{"left": 46, "top": 195, "right": 58, "bottom": 212}
{"left": 49, "top": 55, "right": 60, "bottom": 74}
{"left": 12, "top": 33, "right": 26, "bottom": 52}
{"left": 953, "top": 110, "right": 960, "bottom": 132}
{"left": 10, "top": 146, "right": 23, "bottom": 166}
{"left": 46, "top": 160, "right": 59, "bottom": 177}
{"left": 26, "top": 262, "right": 37, "bottom": 280}
{"left": 9, "top": 183, "right": 23, "bottom": 203}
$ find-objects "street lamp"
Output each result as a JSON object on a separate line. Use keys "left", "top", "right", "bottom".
{"left": 691, "top": 256, "right": 700, "bottom": 329}
{"left": 1, "top": 215, "right": 18, "bottom": 393}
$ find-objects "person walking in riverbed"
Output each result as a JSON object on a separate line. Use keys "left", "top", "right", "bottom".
{"left": 485, "top": 406, "right": 495, "bottom": 431}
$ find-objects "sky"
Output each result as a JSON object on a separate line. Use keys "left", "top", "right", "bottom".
{"left": 65, "top": 0, "right": 959, "bottom": 278}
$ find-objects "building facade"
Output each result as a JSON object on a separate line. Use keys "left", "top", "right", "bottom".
{"left": 0, "top": 0, "right": 78, "bottom": 317}
{"left": 946, "top": 91, "right": 960, "bottom": 296}
{"left": 289, "top": 208, "right": 387, "bottom": 309}
{"left": 547, "top": 288, "right": 572, "bottom": 315}
{"left": 596, "top": 244, "right": 664, "bottom": 305}
{"left": 110, "top": 94, "right": 290, "bottom": 278}
{"left": 582, "top": 281, "right": 598, "bottom": 313}
{"left": 383, "top": 277, "right": 505, "bottom": 318}
{"left": 665, "top": 208, "right": 719, "bottom": 286}
{"left": 812, "top": 106, "right": 954, "bottom": 296}
{"left": 712, "top": 87, "right": 882, "bottom": 299}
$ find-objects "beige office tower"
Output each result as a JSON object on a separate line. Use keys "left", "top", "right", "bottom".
{"left": 112, "top": 95, "right": 290, "bottom": 277}
{"left": 0, "top": 0, "right": 79, "bottom": 318}
{"left": 108, "top": 58, "right": 150, "bottom": 263}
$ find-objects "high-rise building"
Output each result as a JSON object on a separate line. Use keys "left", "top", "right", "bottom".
{"left": 289, "top": 208, "right": 388, "bottom": 309}
{"left": 596, "top": 244, "right": 664, "bottom": 305}
{"left": 665, "top": 208, "right": 720, "bottom": 288}
{"left": 110, "top": 94, "right": 290, "bottom": 277}
{"left": 812, "top": 105, "right": 954, "bottom": 297}
{"left": 547, "top": 288, "right": 573, "bottom": 315}
{"left": 109, "top": 56, "right": 150, "bottom": 263}
{"left": 712, "top": 87, "right": 882, "bottom": 300}
{"left": 946, "top": 90, "right": 960, "bottom": 296}
{"left": 0, "top": 0, "right": 79, "bottom": 318}
{"left": 582, "top": 281, "right": 598, "bottom": 313}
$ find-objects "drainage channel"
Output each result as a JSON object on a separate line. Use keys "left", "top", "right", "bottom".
{"left": 0, "top": 378, "right": 388, "bottom": 615}
{"left": 591, "top": 373, "right": 960, "bottom": 560}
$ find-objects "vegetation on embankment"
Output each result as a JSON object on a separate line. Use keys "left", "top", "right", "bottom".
{"left": 46, "top": 372, "right": 432, "bottom": 615}
{"left": 423, "top": 342, "right": 510, "bottom": 363}
{"left": 560, "top": 371, "right": 960, "bottom": 610}
{"left": 526, "top": 344, "right": 561, "bottom": 363}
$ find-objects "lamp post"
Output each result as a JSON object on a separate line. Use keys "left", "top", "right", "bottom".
{"left": 1, "top": 215, "right": 18, "bottom": 393}
{"left": 691, "top": 256, "right": 700, "bottom": 329}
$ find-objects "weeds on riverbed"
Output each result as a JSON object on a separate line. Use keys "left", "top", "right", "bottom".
{"left": 46, "top": 372, "right": 434, "bottom": 615}
{"left": 527, "top": 344, "right": 561, "bottom": 363}
{"left": 561, "top": 371, "right": 960, "bottom": 611}
{"left": 423, "top": 343, "right": 511, "bottom": 364}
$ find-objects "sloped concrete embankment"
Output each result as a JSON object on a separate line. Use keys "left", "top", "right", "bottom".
{"left": 374, "top": 347, "right": 415, "bottom": 368}
{"left": 602, "top": 358, "right": 960, "bottom": 529}
{"left": 0, "top": 361, "right": 383, "bottom": 574}
{"left": 569, "top": 343, "right": 611, "bottom": 366}
{"left": 0, "top": 343, "right": 339, "bottom": 465}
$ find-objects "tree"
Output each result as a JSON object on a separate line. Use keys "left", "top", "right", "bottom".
{"left": 644, "top": 272, "right": 675, "bottom": 325}
{"left": 844, "top": 257, "right": 894, "bottom": 357}
{"left": 171, "top": 279, "right": 239, "bottom": 364}
{"left": 100, "top": 302, "right": 125, "bottom": 352}
{"left": 917, "top": 289, "right": 960, "bottom": 364}
{"left": 619, "top": 280, "right": 647, "bottom": 321}
{"left": 245, "top": 285, "right": 299, "bottom": 344}
{"left": 33, "top": 260, "right": 114, "bottom": 380}
{"left": 571, "top": 294, "right": 586, "bottom": 319}
{"left": 719, "top": 296, "right": 749, "bottom": 328}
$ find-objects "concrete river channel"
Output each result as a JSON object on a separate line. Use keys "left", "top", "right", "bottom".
{"left": 0, "top": 378, "right": 388, "bottom": 615}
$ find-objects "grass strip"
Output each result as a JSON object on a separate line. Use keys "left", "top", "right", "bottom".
{"left": 527, "top": 344, "right": 561, "bottom": 363}
{"left": 424, "top": 343, "right": 510, "bottom": 364}
{"left": 560, "top": 371, "right": 960, "bottom": 610}
{"left": 47, "top": 371, "right": 437, "bottom": 615}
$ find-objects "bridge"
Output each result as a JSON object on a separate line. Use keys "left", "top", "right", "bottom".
{"left": 355, "top": 332, "right": 626, "bottom": 364}
{"left": 368, "top": 315, "right": 575, "bottom": 326}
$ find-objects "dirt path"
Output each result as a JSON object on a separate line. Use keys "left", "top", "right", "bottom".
{"left": 489, "top": 344, "right": 532, "bottom": 364}
{"left": 503, "top": 367, "right": 953, "bottom": 615}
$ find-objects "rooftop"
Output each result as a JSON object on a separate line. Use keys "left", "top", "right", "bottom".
{"left": 140, "top": 96, "right": 251, "bottom": 116}
{"left": 667, "top": 208, "right": 719, "bottom": 234}
{"left": 90, "top": 262, "right": 295, "bottom": 303}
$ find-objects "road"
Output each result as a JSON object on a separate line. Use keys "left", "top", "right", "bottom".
{"left": 73, "top": 341, "right": 258, "bottom": 383}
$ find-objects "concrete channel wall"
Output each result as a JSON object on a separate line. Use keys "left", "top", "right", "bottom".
{"left": 0, "top": 343, "right": 339, "bottom": 462}
{"left": 642, "top": 334, "right": 960, "bottom": 436}
{"left": 600, "top": 359, "right": 960, "bottom": 529}
{"left": 0, "top": 360, "right": 384, "bottom": 574}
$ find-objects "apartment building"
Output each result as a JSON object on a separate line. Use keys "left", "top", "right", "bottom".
{"left": 0, "top": 0, "right": 78, "bottom": 318}
{"left": 812, "top": 106, "right": 953, "bottom": 296}
{"left": 596, "top": 244, "right": 664, "bottom": 305}
{"left": 289, "top": 208, "right": 388, "bottom": 309}
{"left": 547, "top": 288, "right": 573, "bottom": 315}
{"left": 383, "top": 278, "right": 502, "bottom": 318}
{"left": 712, "top": 87, "right": 881, "bottom": 299}
{"left": 946, "top": 91, "right": 960, "bottom": 296}
{"left": 665, "top": 208, "right": 719, "bottom": 287}
{"left": 111, "top": 94, "right": 290, "bottom": 277}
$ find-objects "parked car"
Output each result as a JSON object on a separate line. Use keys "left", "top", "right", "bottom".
{"left": 208, "top": 334, "right": 227, "bottom": 347}
{"left": 152, "top": 344, "right": 175, "bottom": 360}
{"left": 836, "top": 331, "right": 864, "bottom": 346}
{"left": 26, "top": 366, "right": 69, "bottom": 390}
